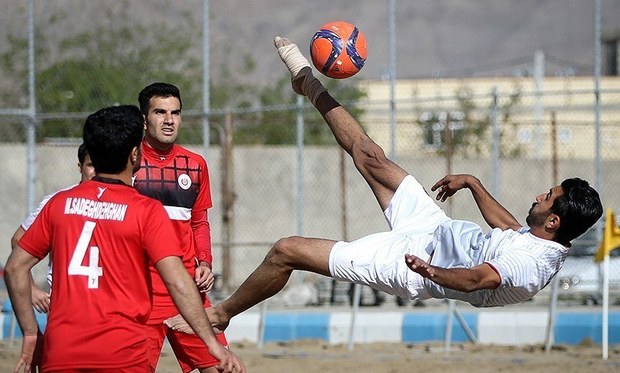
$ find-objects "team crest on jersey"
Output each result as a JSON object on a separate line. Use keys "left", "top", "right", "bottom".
{"left": 178, "top": 174, "right": 192, "bottom": 190}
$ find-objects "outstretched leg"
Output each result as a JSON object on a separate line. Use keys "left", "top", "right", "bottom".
{"left": 166, "top": 236, "right": 336, "bottom": 332}
{"left": 275, "top": 36, "right": 408, "bottom": 211}
{"left": 166, "top": 37, "right": 412, "bottom": 333}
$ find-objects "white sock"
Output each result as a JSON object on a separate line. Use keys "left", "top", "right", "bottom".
{"left": 275, "top": 36, "right": 327, "bottom": 105}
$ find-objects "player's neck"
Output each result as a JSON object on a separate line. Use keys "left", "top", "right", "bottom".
{"left": 95, "top": 171, "right": 133, "bottom": 186}
{"left": 143, "top": 137, "right": 174, "bottom": 153}
{"left": 529, "top": 225, "right": 557, "bottom": 243}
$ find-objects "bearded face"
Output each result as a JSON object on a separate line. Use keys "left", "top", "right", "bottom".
{"left": 526, "top": 202, "right": 551, "bottom": 228}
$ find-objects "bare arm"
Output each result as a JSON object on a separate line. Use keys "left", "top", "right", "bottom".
{"left": 432, "top": 174, "right": 522, "bottom": 230}
{"left": 5, "top": 246, "right": 43, "bottom": 373}
{"left": 154, "top": 256, "right": 245, "bottom": 373}
{"left": 11, "top": 227, "right": 50, "bottom": 313}
{"left": 405, "top": 254, "right": 501, "bottom": 292}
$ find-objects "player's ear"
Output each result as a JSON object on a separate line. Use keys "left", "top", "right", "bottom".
{"left": 142, "top": 114, "right": 147, "bottom": 130}
{"left": 131, "top": 146, "right": 139, "bottom": 164}
{"left": 546, "top": 213, "right": 560, "bottom": 231}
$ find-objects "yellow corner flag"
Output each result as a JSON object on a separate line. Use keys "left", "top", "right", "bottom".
{"left": 594, "top": 208, "right": 620, "bottom": 263}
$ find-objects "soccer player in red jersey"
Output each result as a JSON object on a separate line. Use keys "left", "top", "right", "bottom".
{"left": 5, "top": 105, "right": 245, "bottom": 373}
{"left": 134, "top": 82, "right": 227, "bottom": 373}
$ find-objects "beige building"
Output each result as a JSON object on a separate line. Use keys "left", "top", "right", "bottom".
{"left": 358, "top": 76, "right": 620, "bottom": 159}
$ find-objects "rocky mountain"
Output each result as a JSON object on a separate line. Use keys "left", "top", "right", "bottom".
{"left": 2, "top": 0, "right": 619, "bottom": 87}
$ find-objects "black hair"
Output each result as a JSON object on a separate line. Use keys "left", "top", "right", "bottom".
{"left": 551, "top": 178, "right": 603, "bottom": 244}
{"left": 77, "top": 143, "right": 89, "bottom": 164}
{"left": 138, "top": 82, "right": 182, "bottom": 116}
{"left": 83, "top": 105, "right": 144, "bottom": 174}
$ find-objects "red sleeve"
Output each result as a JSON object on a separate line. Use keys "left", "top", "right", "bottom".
{"left": 190, "top": 154, "right": 213, "bottom": 266}
{"left": 191, "top": 209, "right": 212, "bottom": 266}
{"left": 193, "top": 155, "right": 212, "bottom": 211}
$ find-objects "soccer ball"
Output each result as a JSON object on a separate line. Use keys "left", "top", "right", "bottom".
{"left": 310, "top": 21, "right": 367, "bottom": 79}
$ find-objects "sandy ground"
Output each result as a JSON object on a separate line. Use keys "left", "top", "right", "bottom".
{"left": 1, "top": 339, "right": 618, "bottom": 373}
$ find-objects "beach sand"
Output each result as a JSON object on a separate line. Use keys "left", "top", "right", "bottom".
{"left": 1, "top": 339, "right": 618, "bottom": 372}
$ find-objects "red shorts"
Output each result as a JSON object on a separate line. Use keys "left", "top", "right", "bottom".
{"left": 146, "top": 323, "right": 228, "bottom": 373}
{"left": 45, "top": 363, "right": 151, "bottom": 373}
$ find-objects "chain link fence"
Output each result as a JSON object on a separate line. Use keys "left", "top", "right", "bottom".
{"left": 2, "top": 0, "right": 620, "bottom": 308}
{"left": 3, "top": 86, "right": 619, "bottom": 307}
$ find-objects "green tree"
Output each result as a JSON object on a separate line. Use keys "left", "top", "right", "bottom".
{"left": 1, "top": 4, "right": 366, "bottom": 146}
{"left": 1, "top": 5, "right": 201, "bottom": 141}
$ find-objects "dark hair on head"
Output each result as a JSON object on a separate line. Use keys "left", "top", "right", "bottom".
{"left": 551, "top": 178, "right": 603, "bottom": 245}
{"left": 83, "top": 105, "right": 144, "bottom": 174}
{"left": 77, "top": 143, "right": 89, "bottom": 164}
{"left": 138, "top": 82, "right": 182, "bottom": 116}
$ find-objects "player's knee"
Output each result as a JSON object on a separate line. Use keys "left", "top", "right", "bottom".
{"left": 353, "top": 141, "right": 389, "bottom": 171}
{"left": 270, "top": 236, "right": 304, "bottom": 267}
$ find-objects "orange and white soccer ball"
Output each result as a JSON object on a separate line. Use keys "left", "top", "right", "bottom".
{"left": 310, "top": 21, "right": 367, "bottom": 79}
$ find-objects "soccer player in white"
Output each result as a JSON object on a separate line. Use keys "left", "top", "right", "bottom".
{"left": 9, "top": 143, "right": 95, "bottom": 313}
{"left": 165, "top": 36, "right": 603, "bottom": 334}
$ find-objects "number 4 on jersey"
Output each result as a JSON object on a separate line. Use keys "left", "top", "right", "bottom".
{"left": 68, "top": 221, "right": 103, "bottom": 289}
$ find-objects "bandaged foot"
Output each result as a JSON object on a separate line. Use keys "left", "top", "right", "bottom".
{"left": 274, "top": 36, "right": 327, "bottom": 105}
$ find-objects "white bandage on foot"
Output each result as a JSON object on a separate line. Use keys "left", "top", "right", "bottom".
{"left": 275, "top": 36, "right": 327, "bottom": 105}
{"left": 275, "top": 36, "right": 310, "bottom": 79}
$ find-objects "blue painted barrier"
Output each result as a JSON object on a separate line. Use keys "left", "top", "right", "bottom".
{"left": 1, "top": 298, "right": 618, "bottom": 346}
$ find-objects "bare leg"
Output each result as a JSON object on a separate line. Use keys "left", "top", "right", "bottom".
{"left": 275, "top": 36, "right": 408, "bottom": 210}
{"left": 165, "top": 236, "right": 336, "bottom": 332}
{"left": 166, "top": 37, "right": 409, "bottom": 333}
{"left": 166, "top": 313, "right": 204, "bottom": 335}
{"left": 316, "top": 97, "right": 408, "bottom": 210}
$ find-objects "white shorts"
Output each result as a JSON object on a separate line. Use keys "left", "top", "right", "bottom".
{"left": 328, "top": 175, "right": 449, "bottom": 300}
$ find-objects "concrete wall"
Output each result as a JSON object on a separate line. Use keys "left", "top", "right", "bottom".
{"left": 1, "top": 144, "right": 618, "bottom": 287}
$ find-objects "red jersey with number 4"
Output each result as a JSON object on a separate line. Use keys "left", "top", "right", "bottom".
{"left": 18, "top": 178, "right": 183, "bottom": 371}
{"left": 133, "top": 141, "right": 213, "bottom": 322}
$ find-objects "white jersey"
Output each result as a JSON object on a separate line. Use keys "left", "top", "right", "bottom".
{"left": 426, "top": 220, "right": 568, "bottom": 307}
{"left": 20, "top": 184, "right": 76, "bottom": 286}
{"left": 21, "top": 184, "right": 77, "bottom": 230}
{"left": 329, "top": 175, "right": 568, "bottom": 308}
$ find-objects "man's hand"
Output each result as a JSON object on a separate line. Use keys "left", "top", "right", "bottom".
{"left": 433, "top": 174, "right": 521, "bottom": 231}
{"left": 164, "top": 317, "right": 244, "bottom": 372}
{"left": 31, "top": 286, "right": 50, "bottom": 314}
{"left": 209, "top": 343, "right": 246, "bottom": 373}
{"left": 406, "top": 254, "right": 501, "bottom": 292}
{"left": 431, "top": 174, "right": 475, "bottom": 202}
{"left": 195, "top": 262, "right": 215, "bottom": 292}
{"left": 13, "top": 334, "right": 41, "bottom": 373}
{"left": 405, "top": 254, "right": 435, "bottom": 279}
